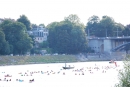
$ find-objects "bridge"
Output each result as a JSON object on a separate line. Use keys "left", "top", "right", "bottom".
{"left": 88, "top": 36, "right": 130, "bottom": 53}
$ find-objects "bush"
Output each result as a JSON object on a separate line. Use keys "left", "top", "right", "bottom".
{"left": 115, "top": 56, "right": 130, "bottom": 87}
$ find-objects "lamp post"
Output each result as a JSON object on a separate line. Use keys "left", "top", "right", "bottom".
{"left": 114, "top": 27, "right": 122, "bottom": 37}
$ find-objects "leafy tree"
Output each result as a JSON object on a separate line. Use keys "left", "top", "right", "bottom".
{"left": 54, "top": 23, "right": 72, "bottom": 53}
{"left": 0, "top": 20, "right": 33, "bottom": 55}
{"left": 100, "top": 16, "right": 115, "bottom": 37}
{"left": 31, "top": 24, "right": 38, "bottom": 28}
{"left": 39, "top": 24, "right": 45, "bottom": 28}
{"left": 64, "top": 14, "right": 80, "bottom": 24}
{"left": 86, "top": 15, "right": 125, "bottom": 37}
{"left": 46, "top": 22, "right": 59, "bottom": 29}
{"left": 39, "top": 41, "right": 49, "bottom": 48}
{"left": 70, "top": 25, "right": 87, "bottom": 53}
{"left": 16, "top": 34, "right": 33, "bottom": 54}
{"left": 47, "top": 22, "right": 60, "bottom": 50}
{"left": 47, "top": 15, "right": 87, "bottom": 54}
{"left": 86, "top": 15, "right": 100, "bottom": 37}
{"left": 113, "top": 23, "right": 125, "bottom": 37}
{"left": 0, "top": 30, "right": 10, "bottom": 55}
{"left": 122, "top": 24, "right": 130, "bottom": 36}
{"left": 17, "top": 15, "right": 31, "bottom": 31}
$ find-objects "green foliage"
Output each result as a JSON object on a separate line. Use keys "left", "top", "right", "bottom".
{"left": 64, "top": 14, "right": 80, "bottom": 24}
{"left": 115, "top": 57, "right": 130, "bottom": 87}
{"left": 39, "top": 24, "right": 45, "bottom": 28}
{"left": 0, "top": 20, "right": 33, "bottom": 55}
{"left": 86, "top": 15, "right": 100, "bottom": 36}
{"left": 113, "top": 23, "right": 125, "bottom": 37}
{"left": 39, "top": 41, "right": 49, "bottom": 48}
{"left": 0, "top": 30, "right": 10, "bottom": 55}
{"left": 16, "top": 34, "right": 33, "bottom": 54}
{"left": 47, "top": 15, "right": 87, "bottom": 54}
{"left": 100, "top": 16, "right": 115, "bottom": 37}
{"left": 17, "top": 15, "right": 31, "bottom": 31}
{"left": 122, "top": 24, "right": 130, "bottom": 36}
{"left": 31, "top": 24, "right": 38, "bottom": 28}
{"left": 86, "top": 15, "right": 125, "bottom": 37}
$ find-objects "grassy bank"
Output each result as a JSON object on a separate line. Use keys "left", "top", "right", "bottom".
{"left": 0, "top": 55, "right": 79, "bottom": 66}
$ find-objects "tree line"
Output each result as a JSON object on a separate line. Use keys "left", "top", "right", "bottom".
{"left": 0, "top": 14, "right": 130, "bottom": 55}
{"left": 85, "top": 15, "right": 130, "bottom": 37}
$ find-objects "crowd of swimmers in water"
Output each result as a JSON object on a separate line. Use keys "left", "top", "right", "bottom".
{"left": 0, "top": 62, "right": 121, "bottom": 83}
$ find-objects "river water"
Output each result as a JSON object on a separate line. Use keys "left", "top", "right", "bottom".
{"left": 0, "top": 61, "right": 124, "bottom": 87}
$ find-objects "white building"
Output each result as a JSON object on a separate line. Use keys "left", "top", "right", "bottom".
{"left": 28, "top": 26, "right": 49, "bottom": 43}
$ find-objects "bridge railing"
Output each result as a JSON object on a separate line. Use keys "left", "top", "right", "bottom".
{"left": 87, "top": 36, "right": 130, "bottom": 39}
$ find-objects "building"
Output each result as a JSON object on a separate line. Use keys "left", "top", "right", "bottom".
{"left": 28, "top": 26, "right": 49, "bottom": 43}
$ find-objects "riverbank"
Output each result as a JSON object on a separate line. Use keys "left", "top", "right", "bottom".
{"left": 0, "top": 55, "right": 78, "bottom": 66}
{"left": 0, "top": 53, "right": 125, "bottom": 66}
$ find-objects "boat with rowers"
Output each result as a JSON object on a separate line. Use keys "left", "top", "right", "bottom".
{"left": 62, "top": 63, "right": 74, "bottom": 69}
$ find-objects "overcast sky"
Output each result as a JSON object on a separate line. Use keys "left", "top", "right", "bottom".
{"left": 0, "top": 0, "right": 130, "bottom": 26}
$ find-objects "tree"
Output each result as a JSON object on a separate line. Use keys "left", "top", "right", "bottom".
{"left": 70, "top": 25, "right": 87, "bottom": 53}
{"left": 113, "top": 23, "right": 125, "bottom": 37}
{"left": 86, "top": 15, "right": 100, "bottom": 37}
{"left": 100, "top": 16, "right": 115, "bottom": 37}
{"left": 64, "top": 14, "right": 80, "bottom": 24}
{"left": 16, "top": 34, "right": 33, "bottom": 54}
{"left": 0, "top": 20, "right": 33, "bottom": 55}
{"left": 87, "top": 15, "right": 100, "bottom": 24}
{"left": 47, "top": 22, "right": 60, "bottom": 52}
{"left": 53, "top": 23, "right": 72, "bottom": 53}
{"left": 0, "top": 30, "right": 10, "bottom": 55}
{"left": 47, "top": 15, "right": 87, "bottom": 54}
{"left": 122, "top": 24, "right": 130, "bottom": 36}
{"left": 39, "top": 41, "right": 49, "bottom": 48}
{"left": 17, "top": 15, "right": 31, "bottom": 31}
{"left": 39, "top": 24, "right": 45, "bottom": 28}
{"left": 31, "top": 24, "right": 38, "bottom": 28}
{"left": 86, "top": 15, "right": 124, "bottom": 37}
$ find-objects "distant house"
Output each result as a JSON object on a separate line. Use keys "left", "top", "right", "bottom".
{"left": 28, "top": 26, "right": 49, "bottom": 43}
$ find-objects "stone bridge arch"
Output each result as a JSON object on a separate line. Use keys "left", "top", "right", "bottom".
{"left": 111, "top": 42, "right": 130, "bottom": 51}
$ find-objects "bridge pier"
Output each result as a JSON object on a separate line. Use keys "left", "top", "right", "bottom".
{"left": 88, "top": 37, "right": 130, "bottom": 53}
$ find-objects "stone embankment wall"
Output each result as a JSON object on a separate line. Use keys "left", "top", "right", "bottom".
{"left": 77, "top": 52, "right": 126, "bottom": 61}
{"left": 110, "top": 52, "right": 126, "bottom": 60}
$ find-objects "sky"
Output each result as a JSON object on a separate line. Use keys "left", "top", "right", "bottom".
{"left": 0, "top": 0, "right": 130, "bottom": 26}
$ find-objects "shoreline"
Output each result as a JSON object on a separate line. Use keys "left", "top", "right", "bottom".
{"left": 0, "top": 60, "right": 123, "bottom": 67}
{"left": 0, "top": 54, "right": 125, "bottom": 66}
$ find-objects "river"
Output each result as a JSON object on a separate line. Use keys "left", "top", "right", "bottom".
{"left": 0, "top": 61, "right": 124, "bottom": 87}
